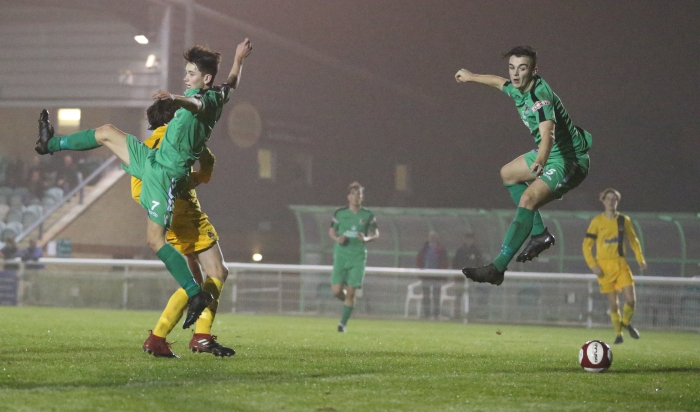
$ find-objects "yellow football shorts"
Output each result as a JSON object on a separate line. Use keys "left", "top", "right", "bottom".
{"left": 597, "top": 258, "right": 634, "bottom": 294}
{"left": 167, "top": 200, "right": 219, "bottom": 255}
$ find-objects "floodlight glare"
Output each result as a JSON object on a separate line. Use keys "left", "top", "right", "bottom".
{"left": 145, "top": 54, "right": 157, "bottom": 68}
{"left": 58, "top": 108, "right": 81, "bottom": 121}
{"left": 134, "top": 35, "right": 149, "bottom": 45}
{"left": 252, "top": 253, "right": 263, "bottom": 262}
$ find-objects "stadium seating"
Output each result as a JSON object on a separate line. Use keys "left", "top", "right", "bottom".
{"left": 22, "top": 205, "right": 43, "bottom": 227}
{"left": 0, "top": 204, "right": 9, "bottom": 222}
{"left": 8, "top": 194, "right": 23, "bottom": 208}
{"left": 5, "top": 207, "right": 23, "bottom": 223}
{"left": 12, "top": 187, "right": 28, "bottom": 197}
{"left": 2, "top": 221, "right": 22, "bottom": 241}
{"left": 404, "top": 281, "right": 423, "bottom": 318}
{"left": 439, "top": 281, "right": 457, "bottom": 318}
{"left": 0, "top": 186, "right": 11, "bottom": 205}
{"left": 42, "top": 187, "right": 64, "bottom": 209}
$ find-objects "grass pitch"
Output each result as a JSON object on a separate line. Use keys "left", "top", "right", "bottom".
{"left": 0, "top": 307, "right": 698, "bottom": 411}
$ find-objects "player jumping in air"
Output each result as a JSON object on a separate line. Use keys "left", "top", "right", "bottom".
{"left": 583, "top": 188, "right": 646, "bottom": 344}
{"left": 35, "top": 38, "right": 253, "bottom": 326}
{"left": 328, "top": 182, "right": 379, "bottom": 332}
{"left": 456, "top": 46, "right": 592, "bottom": 285}
{"left": 136, "top": 100, "right": 234, "bottom": 358}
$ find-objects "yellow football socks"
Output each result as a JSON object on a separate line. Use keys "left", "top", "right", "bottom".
{"left": 195, "top": 277, "right": 223, "bottom": 335}
{"left": 622, "top": 303, "right": 635, "bottom": 326}
{"left": 610, "top": 310, "right": 622, "bottom": 336}
{"left": 153, "top": 288, "right": 188, "bottom": 338}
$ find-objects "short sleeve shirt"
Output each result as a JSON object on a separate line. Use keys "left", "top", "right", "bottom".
{"left": 331, "top": 207, "right": 377, "bottom": 258}
{"left": 154, "top": 85, "right": 230, "bottom": 178}
{"left": 502, "top": 76, "right": 591, "bottom": 160}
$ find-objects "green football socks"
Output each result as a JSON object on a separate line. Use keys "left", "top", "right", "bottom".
{"left": 505, "top": 183, "right": 545, "bottom": 236}
{"left": 48, "top": 129, "right": 100, "bottom": 152}
{"left": 493, "top": 207, "right": 535, "bottom": 272}
{"left": 340, "top": 305, "right": 354, "bottom": 326}
{"left": 156, "top": 244, "right": 201, "bottom": 298}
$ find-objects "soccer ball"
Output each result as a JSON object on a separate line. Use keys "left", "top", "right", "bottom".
{"left": 578, "top": 340, "right": 613, "bottom": 372}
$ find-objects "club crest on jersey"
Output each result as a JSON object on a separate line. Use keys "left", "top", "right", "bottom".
{"left": 359, "top": 219, "right": 365, "bottom": 224}
{"left": 531, "top": 100, "right": 551, "bottom": 112}
{"left": 351, "top": 225, "right": 357, "bottom": 231}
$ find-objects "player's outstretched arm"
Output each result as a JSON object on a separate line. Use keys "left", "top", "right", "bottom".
{"left": 455, "top": 69, "right": 507, "bottom": 90}
{"left": 152, "top": 90, "right": 203, "bottom": 114}
{"left": 225, "top": 38, "right": 253, "bottom": 90}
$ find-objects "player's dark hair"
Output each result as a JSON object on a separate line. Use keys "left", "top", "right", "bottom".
{"left": 503, "top": 45, "right": 537, "bottom": 66}
{"left": 599, "top": 188, "right": 621, "bottom": 203}
{"left": 146, "top": 100, "right": 178, "bottom": 130}
{"left": 183, "top": 45, "right": 222, "bottom": 87}
{"left": 348, "top": 181, "right": 364, "bottom": 195}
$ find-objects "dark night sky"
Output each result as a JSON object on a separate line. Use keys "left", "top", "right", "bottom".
{"left": 187, "top": 0, "right": 699, "bottom": 213}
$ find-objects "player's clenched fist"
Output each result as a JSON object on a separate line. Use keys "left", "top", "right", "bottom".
{"left": 455, "top": 68, "right": 474, "bottom": 83}
{"left": 235, "top": 38, "right": 253, "bottom": 61}
{"left": 152, "top": 90, "right": 174, "bottom": 101}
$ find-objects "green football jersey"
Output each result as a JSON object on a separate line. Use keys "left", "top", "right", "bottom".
{"left": 331, "top": 207, "right": 377, "bottom": 258}
{"left": 502, "top": 76, "right": 592, "bottom": 160}
{"left": 154, "top": 85, "right": 231, "bottom": 178}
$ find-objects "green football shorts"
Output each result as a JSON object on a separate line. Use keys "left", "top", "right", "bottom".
{"left": 524, "top": 150, "right": 590, "bottom": 198}
{"left": 331, "top": 255, "right": 367, "bottom": 289}
{"left": 122, "top": 134, "right": 176, "bottom": 228}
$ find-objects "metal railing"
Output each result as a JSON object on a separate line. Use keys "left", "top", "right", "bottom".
{"left": 6, "top": 258, "right": 700, "bottom": 332}
{"left": 16, "top": 155, "right": 120, "bottom": 242}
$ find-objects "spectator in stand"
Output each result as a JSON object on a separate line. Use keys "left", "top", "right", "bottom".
{"left": 21, "top": 239, "right": 44, "bottom": 269}
{"left": 416, "top": 231, "right": 449, "bottom": 319}
{"left": 4, "top": 156, "right": 25, "bottom": 188}
{"left": 0, "top": 237, "right": 19, "bottom": 270}
{"left": 25, "top": 170, "right": 49, "bottom": 204}
{"left": 452, "top": 232, "right": 485, "bottom": 319}
{"left": 24, "top": 155, "right": 45, "bottom": 184}
{"left": 452, "top": 232, "right": 484, "bottom": 269}
{"left": 55, "top": 154, "right": 81, "bottom": 193}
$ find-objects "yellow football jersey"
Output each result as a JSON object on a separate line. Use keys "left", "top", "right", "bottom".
{"left": 582, "top": 213, "right": 646, "bottom": 269}
{"left": 131, "top": 125, "right": 218, "bottom": 254}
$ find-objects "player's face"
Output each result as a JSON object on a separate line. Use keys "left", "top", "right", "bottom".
{"left": 347, "top": 188, "right": 363, "bottom": 207}
{"left": 602, "top": 192, "right": 619, "bottom": 212}
{"left": 183, "top": 63, "right": 211, "bottom": 89}
{"left": 508, "top": 56, "right": 537, "bottom": 91}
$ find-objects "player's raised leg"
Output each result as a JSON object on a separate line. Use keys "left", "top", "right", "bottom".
{"left": 499, "top": 155, "right": 555, "bottom": 262}
{"left": 463, "top": 163, "right": 556, "bottom": 285}
{"left": 189, "top": 244, "right": 235, "bottom": 357}
{"left": 36, "top": 111, "right": 131, "bottom": 166}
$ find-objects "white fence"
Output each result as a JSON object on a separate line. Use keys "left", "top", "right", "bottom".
{"left": 5, "top": 258, "right": 700, "bottom": 332}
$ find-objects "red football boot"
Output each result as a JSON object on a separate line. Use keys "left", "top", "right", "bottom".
{"left": 142, "top": 330, "right": 179, "bottom": 358}
{"left": 189, "top": 334, "right": 235, "bottom": 357}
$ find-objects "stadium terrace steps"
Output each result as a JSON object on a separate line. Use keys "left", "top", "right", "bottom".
{"left": 25, "top": 167, "right": 126, "bottom": 248}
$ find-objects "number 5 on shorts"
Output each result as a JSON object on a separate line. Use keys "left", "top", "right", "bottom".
{"left": 151, "top": 201, "right": 160, "bottom": 211}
